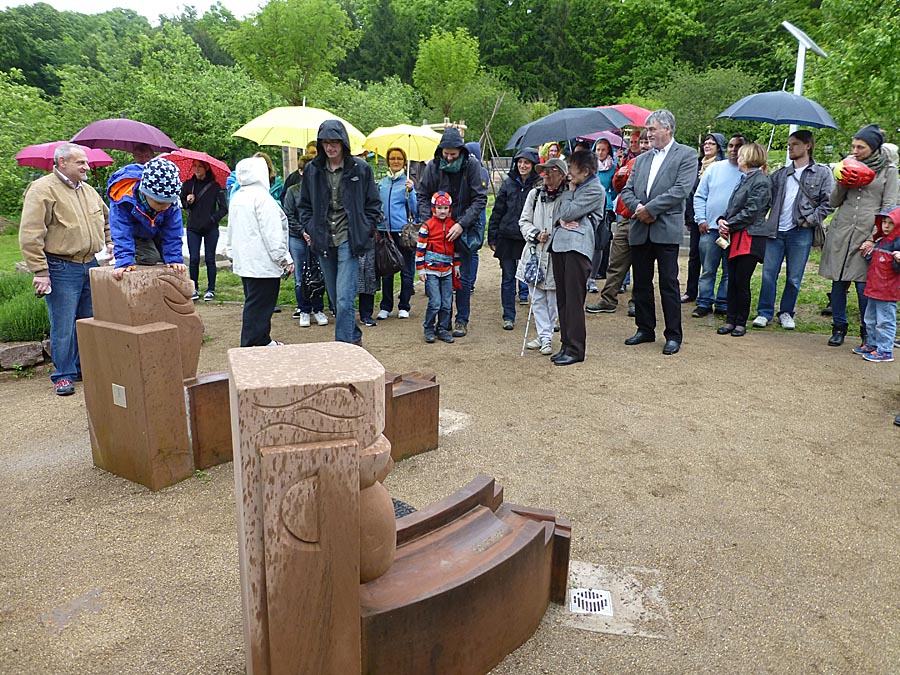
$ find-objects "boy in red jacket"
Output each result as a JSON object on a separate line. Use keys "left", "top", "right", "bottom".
{"left": 854, "top": 206, "right": 900, "bottom": 362}
{"left": 416, "top": 191, "right": 460, "bottom": 343}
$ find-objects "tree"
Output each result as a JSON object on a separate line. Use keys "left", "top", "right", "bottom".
{"left": 0, "top": 70, "right": 65, "bottom": 218}
{"left": 646, "top": 66, "right": 764, "bottom": 149}
{"left": 807, "top": 0, "right": 900, "bottom": 143}
{"left": 413, "top": 27, "right": 480, "bottom": 118}
{"left": 307, "top": 74, "right": 424, "bottom": 134}
{"left": 450, "top": 71, "right": 529, "bottom": 154}
{"left": 223, "top": 0, "right": 358, "bottom": 104}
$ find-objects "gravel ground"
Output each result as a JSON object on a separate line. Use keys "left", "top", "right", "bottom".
{"left": 2, "top": 259, "right": 899, "bottom": 675}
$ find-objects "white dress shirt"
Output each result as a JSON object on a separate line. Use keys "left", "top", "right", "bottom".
{"left": 646, "top": 138, "right": 674, "bottom": 194}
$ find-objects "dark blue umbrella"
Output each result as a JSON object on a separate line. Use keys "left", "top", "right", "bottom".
{"left": 506, "top": 107, "right": 632, "bottom": 150}
{"left": 716, "top": 91, "right": 838, "bottom": 129}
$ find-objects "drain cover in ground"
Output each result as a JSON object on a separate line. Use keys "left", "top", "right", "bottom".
{"left": 546, "top": 560, "right": 673, "bottom": 638}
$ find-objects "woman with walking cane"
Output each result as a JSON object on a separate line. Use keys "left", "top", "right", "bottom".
{"left": 517, "top": 157, "right": 568, "bottom": 356}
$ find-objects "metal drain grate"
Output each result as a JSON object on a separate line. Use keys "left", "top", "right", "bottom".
{"left": 569, "top": 588, "right": 614, "bottom": 616}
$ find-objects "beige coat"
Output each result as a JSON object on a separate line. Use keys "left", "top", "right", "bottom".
{"left": 820, "top": 163, "right": 899, "bottom": 281}
{"left": 515, "top": 187, "right": 562, "bottom": 290}
{"left": 19, "top": 172, "right": 110, "bottom": 275}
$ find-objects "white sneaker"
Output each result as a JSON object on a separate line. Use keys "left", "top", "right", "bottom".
{"left": 526, "top": 338, "right": 542, "bottom": 350}
{"left": 398, "top": 309, "right": 410, "bottom": 319}
{"left": 313, "top": 311, "right": 329, "bottom": 326}
{"left": 267, "top": 340, "right": 284, "bottom": 346}
{"left": 751, "top": 315, "right": 768, "bottom": 328}
{"left": 298, "top": 312, "right": 311, "bottom": 327}
{"left": 778, "top": 312, "right": 796, "bottom": 330}
{"left": 539, "top": 339, "right": 553, "bottom": 355}
{"left": 376, "top": 309, "right": 391, "bottom": 320}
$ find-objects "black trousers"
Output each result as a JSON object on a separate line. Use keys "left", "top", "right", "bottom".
{"left": 685, "top": 221, "right": 701, "bottom": 298}
{"left": 726, "top": 255, "right": 760, "bottom": 328}
{"left": 631, "top": 241, "right": 682, "bottom": 343}
{"left": 552, "top": 250, "right": 591, "bottom": 360}
{"left": 240, "top": 276, "right": 281, "bottom": 347}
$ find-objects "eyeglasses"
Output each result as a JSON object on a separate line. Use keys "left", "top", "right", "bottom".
{"left": 321, "top": 139, "right": 342, "bottom": 147}
{"left": 703, "top": 141, "right": 717, "bottom": 146}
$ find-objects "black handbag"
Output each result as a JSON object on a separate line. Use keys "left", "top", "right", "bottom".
{"left": 300, "top": 249, "right": 325, "bottom": 302}
{"left": 400, "top": 196, "right": 420, "bottom": 249}
{"left": 375, "top": 230, "right": 405, "bottom": 276}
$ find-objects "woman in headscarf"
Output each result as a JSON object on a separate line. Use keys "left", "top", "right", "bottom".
{"left": 820, "top": 124, "right": 899, "bottom": 347}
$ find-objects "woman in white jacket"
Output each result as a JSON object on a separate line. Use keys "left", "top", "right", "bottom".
{"left": 226, "top": 157, "right": 293, "bottom": 347}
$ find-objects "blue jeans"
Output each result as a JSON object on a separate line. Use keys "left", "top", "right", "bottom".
{"left": 379, "top": 245, "right": 415, "bottom": 312}
{"left": 289, "top": 236, "right": 324, "bottom": 313}
{"left": 317, "top": 242, "right": 361, "bottom": 343}
{"left": 186, "top": 228, "right": 219, "bottom": 293}
{"left": 470, "top": 250, "right": 479, "bottom": 291}
{"left": 831, "top": 280, "right": 867, "bottom": 328}
{"left": 697, "top": 230, "right": 728, "bottom": 310}
{"left": 756, "top": 226, "right": 813, "bottom": 320}
{"left": 423, "top": 274, "right": 453, "bottom": 331}
{"left": 864, "top": 299, "right": 897, "bottom": 352}
{"left": 46, "top": 256, "right": 98, "bottom": 383}
{"left": 455, "top": 248, "right": 474, "bottom": 324}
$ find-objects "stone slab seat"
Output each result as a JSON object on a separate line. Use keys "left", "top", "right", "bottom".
{"left": 360, "top": 476, "right": 571, "bottom": 675}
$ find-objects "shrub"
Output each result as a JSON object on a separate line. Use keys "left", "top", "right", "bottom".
{"left": 0, "top": 272, "right": 49, "bottom": 341}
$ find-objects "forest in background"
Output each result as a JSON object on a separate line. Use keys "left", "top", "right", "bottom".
{"left": 1, "top": 0, "right": 897, "bottom": 219}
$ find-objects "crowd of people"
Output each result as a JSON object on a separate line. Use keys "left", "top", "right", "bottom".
{"left": 17, "top": 111, "right": 900, "bottom": 424}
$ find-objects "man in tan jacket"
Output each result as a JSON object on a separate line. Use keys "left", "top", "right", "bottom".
{"left": 19, "top": 143, "right": 111, "bottom": 396}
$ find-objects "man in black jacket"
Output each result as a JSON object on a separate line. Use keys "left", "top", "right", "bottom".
{"left": 299, "top": 120, "right": 382, "bottom": 344}
{"left": 416, "top": 128, "right": 488, "bottom": 337}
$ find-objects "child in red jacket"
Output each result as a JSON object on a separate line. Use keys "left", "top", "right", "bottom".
{"left": 854, "top": 206, "right": 900, "bottom": 362}
{"left": 416, "top": 191, "right": 460, "bottom": 343}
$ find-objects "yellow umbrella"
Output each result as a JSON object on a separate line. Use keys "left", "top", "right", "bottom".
{"left": 363, "top": 124, "right": 442, "bottom": 162}
{"left": 232, "top": 106, "right": 366, "bottom": 150}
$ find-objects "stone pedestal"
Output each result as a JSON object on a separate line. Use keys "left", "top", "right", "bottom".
{"left": 76, "top": 319, "right": 193, "bottom": 491}
{"left": 383, "top": 371, "right": 439, "bottom": 461}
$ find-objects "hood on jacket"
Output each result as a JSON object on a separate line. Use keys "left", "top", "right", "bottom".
{"left": 510, "top": 147, "right": 540, "bottom": 181}
{"left": 235, "top": 157, "right": 270, "bottom": 191}
{"left": 107, "top": 163, "right": 146, "bottom": 204}
{"left": 876, "top": 206, "right": 900, "bottom": 241}
{"left": 434, "top": 127, "right": 468, "bottom": 160}
{"left": 315, "top": 119, "right": 351, "bottom": 164}
{"left": 465, "top": 141, "right": 483, "bottom": 163}
{"left": 704, "top": 133, "right": 727, "bottom": 159}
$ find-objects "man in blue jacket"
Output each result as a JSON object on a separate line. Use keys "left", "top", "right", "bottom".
{"left": 416, "top": 128, "right": 488, "bottom": 337}
{"left": 298, "top": 119, "right": 383, "bottom": 345}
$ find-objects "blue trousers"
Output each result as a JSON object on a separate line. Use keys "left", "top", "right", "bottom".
{"left": 45, "top": 256, "right": 98, "bottom": 383}
{"left": 317, "top": 242, "right": 362, "bottom": 343}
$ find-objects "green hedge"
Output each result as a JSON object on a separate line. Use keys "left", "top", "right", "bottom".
{"left": 0, "top": 272, "right": 49, "bottom": 341}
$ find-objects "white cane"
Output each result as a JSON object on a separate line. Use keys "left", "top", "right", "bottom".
{"left": 520, "top": 291, "right": 535, "bottom": 357}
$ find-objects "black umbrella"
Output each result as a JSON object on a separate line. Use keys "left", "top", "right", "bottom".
{"left": 716, "top": 91, "right": 838, "bottom": 129}
{"left": 506, "top": 107, "right": 633, "bottom": 150}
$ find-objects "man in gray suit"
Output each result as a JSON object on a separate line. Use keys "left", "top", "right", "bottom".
{"left": 620, "top": 109, "right": 697, "bottom": 355}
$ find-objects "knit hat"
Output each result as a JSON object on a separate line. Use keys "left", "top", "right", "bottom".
{"left": 853, "top": 124, "right": 884, "bottom": 153}
{"left": 139, "top": 157, "right": 182, "bottom": 203}
{"left": 431, "top": 191, "right": 452, "bottom": 208}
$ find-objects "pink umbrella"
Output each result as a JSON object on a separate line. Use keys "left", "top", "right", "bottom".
{"left": 597, "top": 104, "right": 652, "bottom": 127}
{"left": 71, "top": 118, "right": 178, "bottom": 152}
{"left": 16, "top": 141, "right": 115, "bottom": 171}
{"left": 577, "top": 130, "right": 627, "bottom": 148}
{"left": 160, "top": 149, "right": 231, "bottom": 188}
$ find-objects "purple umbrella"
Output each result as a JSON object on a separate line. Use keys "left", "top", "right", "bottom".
{"left": 70, "top": 118, "right": 178, "bottom": 153}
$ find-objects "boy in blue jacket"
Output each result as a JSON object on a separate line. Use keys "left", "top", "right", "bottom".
{"left": 107, "top": 157, "right": 185, "bottom": 280}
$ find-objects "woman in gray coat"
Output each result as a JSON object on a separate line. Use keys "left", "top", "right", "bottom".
{"left": 820, "top": 124, "right": 899, "bottom": 346}
{"left": 549, "top": 150, "right": 605, "bottom": 365}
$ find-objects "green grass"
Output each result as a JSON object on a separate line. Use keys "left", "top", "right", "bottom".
{"left": 0, "top": 272, "right": 49, "bottom": 341}
{"left": 0, "top": 233, "right": 23, "bottom": 272}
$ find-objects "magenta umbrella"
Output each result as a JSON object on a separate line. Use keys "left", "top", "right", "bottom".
{"left": 16, "top": 141, "right": 115, "bottom": 171}
{"left": 70, "top": 118, "right": 178, "bottom": 153}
